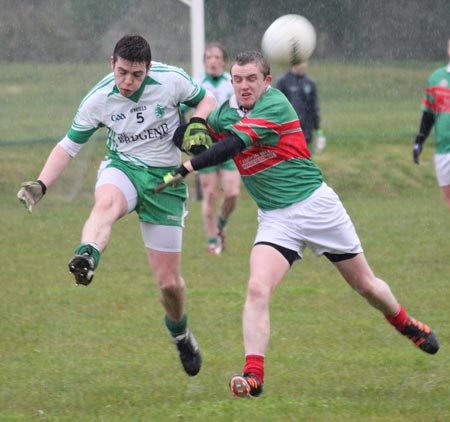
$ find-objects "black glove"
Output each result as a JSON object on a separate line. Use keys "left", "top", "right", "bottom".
{"left": 413, "top": 134, "right": 425, "bottom": 164}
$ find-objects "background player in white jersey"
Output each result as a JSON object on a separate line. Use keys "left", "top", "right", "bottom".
{"left": 192, "top": 42, "right": 240, "bottom": 254}
{"left": 17, "top": 34, "right": 217, "bottom": 377}
{"left": 160, "top": 51, "right": 439, "bottom": 397}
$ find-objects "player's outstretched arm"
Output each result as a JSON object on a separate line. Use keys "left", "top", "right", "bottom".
{"left": 154, "top": 134, "right": 245, "bottom": 193}
{"left": 17, "top": 144, "right": 73, "bottom": 212}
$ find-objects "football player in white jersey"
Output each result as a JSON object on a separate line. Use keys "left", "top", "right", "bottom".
{"left": 17, "top": 34, "right": 217, "bottom": 377}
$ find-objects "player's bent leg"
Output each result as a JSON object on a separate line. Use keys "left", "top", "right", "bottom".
{"left": 216, "top": 170, "right": 240, "bottom": 254}
{"left": 69, "top": 184, "right": 128, "bottom": 285}
{"left": 81, "top": 184, "right": 130, "bottom": 248}
{"left": 333, "top": 253, "right": 399, "bottom": 314}
{"left": 440, "top": 185, "right": 450, "bottom": 210}
{"left": 199, "top": 172, "right": 221, "bottom": 254}
{"left": 219, "top": 169, "right": 240, "bottom": 219}
{"left": 334, "top": 253, "right": 439, "bottom": 354}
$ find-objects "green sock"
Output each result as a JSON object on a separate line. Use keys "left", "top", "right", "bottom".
{"left": 208, "top": 237, "right": 218, "bottom": 246}
{"left": 217, "top": 216, "right": 227, "bottom": 232}
{"left": 74, "top": 242, "right": 100, "bottom": 269}
{"left": 165, "top": 314, "right": 188, "bottom": 337}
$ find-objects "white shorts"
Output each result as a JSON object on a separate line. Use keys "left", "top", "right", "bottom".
{"left": 254, "top": 183, "right": 363, "bottom": 259}
{"left": 96, "top": 161, "right": 182, "bottom": 252}
{"left": 140, "top": 223, "right": 183, "bottom": 252}
{"left": 434, "top": 153, "right": 450, "bottom": 187}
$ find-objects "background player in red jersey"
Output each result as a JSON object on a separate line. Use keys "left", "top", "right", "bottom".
{"left": 413, "top": 37, "right": 450, "bottom": 210}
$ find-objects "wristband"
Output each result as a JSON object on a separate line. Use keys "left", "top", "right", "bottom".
{"left": 415, "top": 133, "right": 426, "bottom": 145}
{"left": 37, "top": 179, "right": 47, "bottom": 195}
{"left": 189, "top": 117, "right": 207, "bottom": 125}
{"left": 177, "top": 165, "right": 190, "bottom": 177}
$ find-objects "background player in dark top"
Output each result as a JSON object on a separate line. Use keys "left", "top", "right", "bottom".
{"left": 276, "top": 62, "right": 326, "bottom": 153}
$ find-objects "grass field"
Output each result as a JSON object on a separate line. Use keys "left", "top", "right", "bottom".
{"left": 1, "top": 61, "right": 449, "bottom": 421}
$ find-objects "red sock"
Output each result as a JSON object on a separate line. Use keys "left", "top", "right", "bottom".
{"left": 243, "top": 354, "right": 265, "bottom": 384}
{"left": 385, "top": 305, "right": 409, "bottom": 332}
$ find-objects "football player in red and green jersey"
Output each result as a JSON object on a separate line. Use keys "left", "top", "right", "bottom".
{"left": 163, "top": 51, "right": 439, "bottom": 398}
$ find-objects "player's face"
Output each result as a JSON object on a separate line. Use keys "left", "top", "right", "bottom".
{"left": 111, "top": 57, "right": 150, "bottom": 97}
{"left": 204, "top": 47, "right": 226, "bottom": 78}
{"left": 231, "top": 62, "right": 272, "bottom": 109}
{"left": 291, "top": 62, "right": 308, "bottom": 75}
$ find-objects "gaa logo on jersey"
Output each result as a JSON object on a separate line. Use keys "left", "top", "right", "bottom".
{"left": 155, "top": 103, "right": 166, "bottom": 118}
{"left": 439, "top": 79, "right": 449, "bottom": 88}
{"left": 111, "top": 113, "right": 126, "bottom": 121}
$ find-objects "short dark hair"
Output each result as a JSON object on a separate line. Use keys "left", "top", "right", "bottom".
{"left": 113, "top": 34, "right": 152, "bottom": 66}
{"left": 204, "top": 41, "right": 228, "bottom": 62}
{"left": 232, "top": 51, "right": 271, "bottom": 78}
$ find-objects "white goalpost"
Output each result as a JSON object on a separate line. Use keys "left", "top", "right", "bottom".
{"left": 177, "top": 0, "right": 205, "bottom": 78}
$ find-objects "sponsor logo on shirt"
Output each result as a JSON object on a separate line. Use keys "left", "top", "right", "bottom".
{"left": 240, "top": 150, "right": 277, "bottom": 170}
{"left": 116, "top": 123, "right": 169, "bottom": 143}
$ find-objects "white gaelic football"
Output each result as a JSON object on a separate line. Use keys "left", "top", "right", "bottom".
{"left": 261, "top": 14, "right": 316, "bottom": 66}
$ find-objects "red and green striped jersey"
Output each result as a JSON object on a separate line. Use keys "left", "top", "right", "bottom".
{"left": 207, "top": 87, "right": 323, "bottom": 210}
{"left": 422, "top": 65, "right": 450, "bottom": 154}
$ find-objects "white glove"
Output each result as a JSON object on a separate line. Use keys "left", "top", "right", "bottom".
{"left": 315, "top": 130, "right": 326, "bottom": 154}
{"left": 17, "top": 180, "right": 46, "bottom": 213}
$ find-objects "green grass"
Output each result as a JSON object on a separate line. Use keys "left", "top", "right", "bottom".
{"left": 1, "top": 61, "right": 449, "bottom": 421}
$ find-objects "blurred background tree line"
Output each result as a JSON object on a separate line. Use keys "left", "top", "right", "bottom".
{"left": 1, "top": 0, "right": 449, "bottom": 63}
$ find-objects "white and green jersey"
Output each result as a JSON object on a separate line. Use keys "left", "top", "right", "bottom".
{"left": 422, "top": 63, "right": 450, "bottom": 154}
{"left": 207, "top": 87, "right": 323, "bottom": 210}
{"left": 195, "top": 72, "right": 233, "bottom": 106}
{"left": 60, "top": 61, "right": 206, "bottom": 167}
